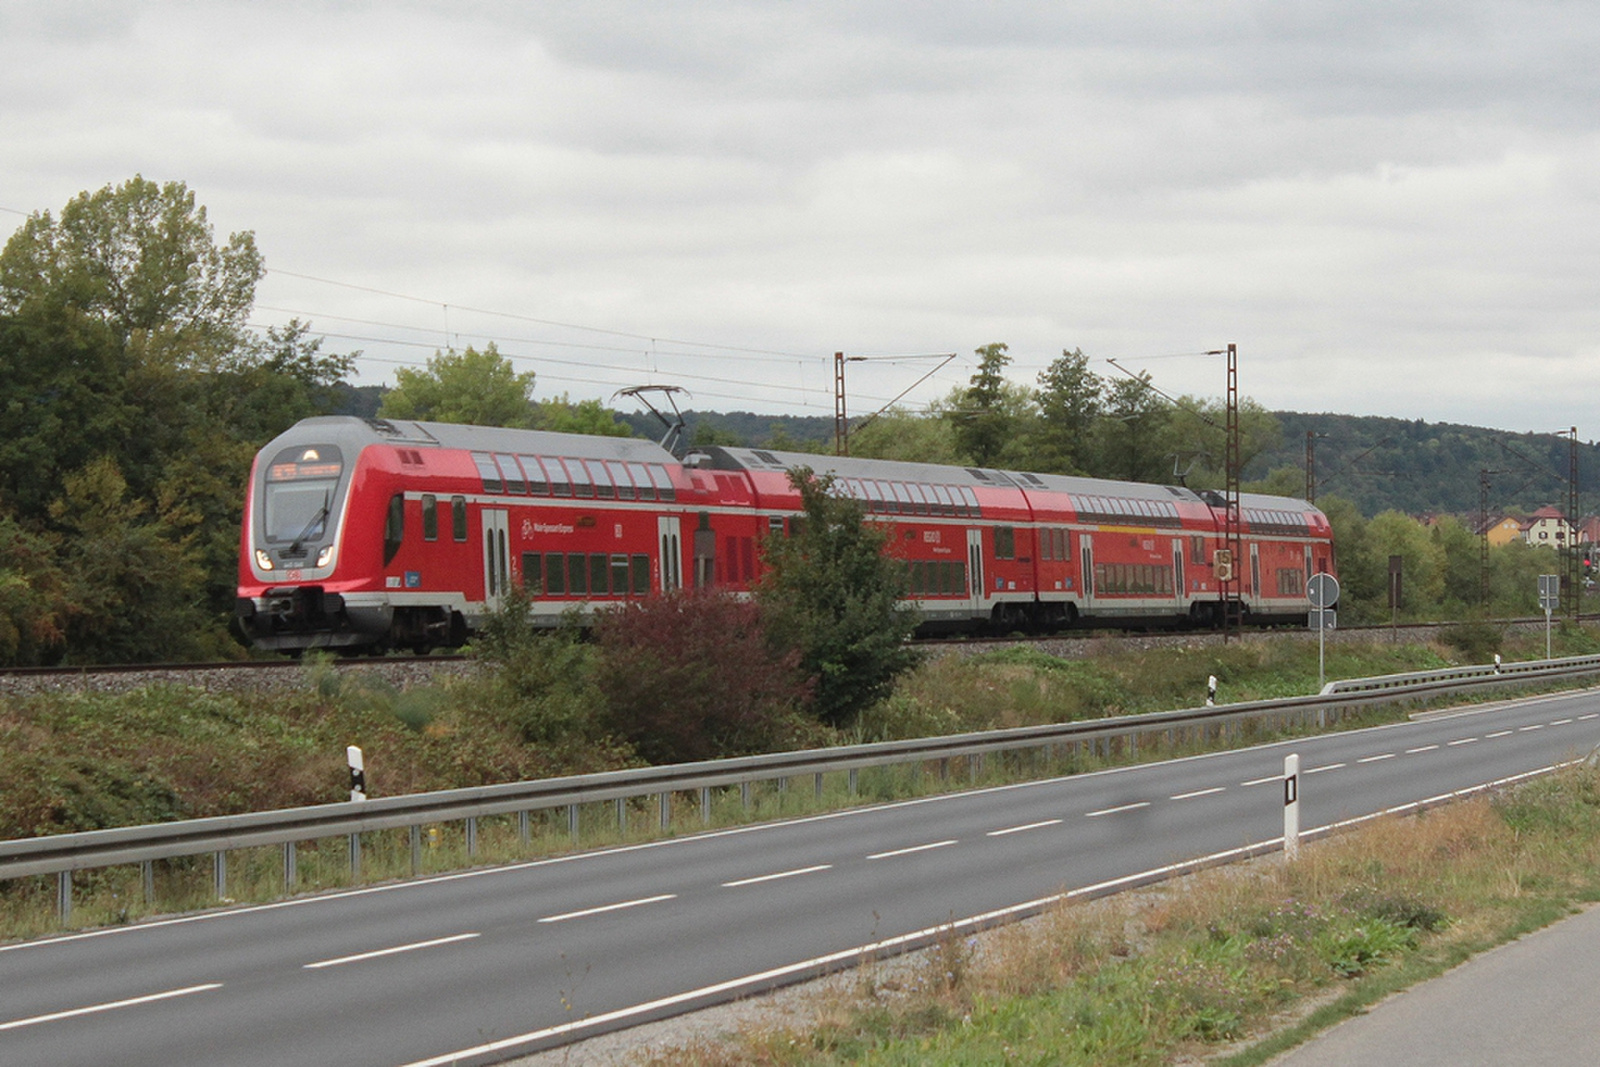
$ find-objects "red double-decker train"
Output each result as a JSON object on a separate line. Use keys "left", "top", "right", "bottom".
{"left": 236, "top": 416, "right": 1335, "bottom": 653}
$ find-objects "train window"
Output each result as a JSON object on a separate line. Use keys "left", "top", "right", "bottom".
{"left": 590, "top": 553, "right": 610, "bottom": 595}
{"left": 647, "top": 464, "right": 676, "bottom": 502}
{"left": 567, "top": 459, "right": 597, "bottom": 498}
{"left": 471, "top": 452, "right": 502, "bottom": 493}
{"left": 517, "top": 455, "right": 548, "bottom": 495}
{"left": 956, "top": 485, "right": 979, "bottom": 517}
{"left": 1040, "top": 528, "right": 1054, "bottom": 561}
{"left": 495, "top": 454, "right": 526, "bottom": 494}
{"left": 383, "top": 493, "right": 404, "bottom": 565}
{"left": 928, "top": 484, "right": 953, "bottom": 515}
{"left": 606, "top": 554, "right": 627, "bottom": 594}
{"left": 543, "top": 458, "right": 571, "bottom": 496}
{"left": 588, "top": 460, "right": 615, "bottom": 499}
{"left": 627, "top": 462, "right": 656, "bottom": 501}
{"left": 545, "top": 552, "right": 565, "bottom": 595}
{"left": 521, "top": 553, "right": 543, "bottom": 595}
{"left": 994, "top": 526, "right": 1015, "bottom": 560}
{"left": 606, "top": 461, "right": 635, "bottom": 500}
{"left": 768, "top": 515, "right": 785, "bottom": 536}
{"left": 568, "top": 554, "right": 587, "bottom": 595}
{"left": 861, "top": 481, "right": 886, "bottom": 513}
{"left": 452, "top": 496, "right": 468, "bottom": 542}
{"left": 422, "top": 495, "right": 438, "bottom": 541}
{"left": 912, "top": 484, "right": 934, "bottom": 516}
{"left": 889, "top": 482, "right": 912, "bottom": 513}
{"left": 1191, "top": 535, "right": 1205, "bottom": 564}
{"left": 911, "top": 561, "right": 926, "bottom": 596}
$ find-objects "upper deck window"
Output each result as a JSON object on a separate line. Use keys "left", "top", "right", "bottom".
{"left": 471, "top": 452, "right": 502, "bottom": 493}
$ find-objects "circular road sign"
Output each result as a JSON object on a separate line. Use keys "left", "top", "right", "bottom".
{"left": 1307, "top": 573, "right": 1340, "bottom": 609}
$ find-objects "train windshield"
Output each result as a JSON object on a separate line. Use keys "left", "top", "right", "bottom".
{"left": 264, "top": 445, "right": 344, "bottom": 543}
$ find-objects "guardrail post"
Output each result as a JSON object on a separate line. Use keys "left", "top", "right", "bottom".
{"left": 741, "top": 781, "right": 751, "bottom": 810}
{"left": 815, "top": 772, "right": 824, "bottom": 799}
{"left": 284, "top": 842, "right": 297, "bottom": 890}
{"left": 568, "top": 804, "right": 579, "bottom": 844}
{"left": 214, "top": 850, "right": 227, "bottom": 899}
{"left": 658, "top": 793, "right": 670, "bottom": 831}
{"left": 348, "top": 834, "right": 360, "bottom": 882}
{"left": 409, "top": 826, "right": 421, "bottom": 875}
{"left": 970, "top": 753, "right": 983, "bottom": 783}
{"left": 518, "top": 810, "right": 530, "bottom": 844}
{"left": 142, "top": 859, "right": 156, "bottom": 903}
{"left": 57, "top": 870, "right": 70, "bottom": 922}
{"left": 848, "top": 768, "right": 858, "bottom": 795}
{"left": 701, "top": 787, "right": 711, "bottom": 824}
{"left": 466, "top": 817, "right": 478, "bottom": 858}
{"left": 616, "top": 797, "right": 626, "bottom": 834}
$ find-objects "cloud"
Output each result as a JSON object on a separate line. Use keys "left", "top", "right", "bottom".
{"left": 2, "top": 1, "right": 1598, "bottom": 431}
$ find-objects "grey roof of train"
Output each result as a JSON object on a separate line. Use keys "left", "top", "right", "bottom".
{"left": 703, "top": 445, "right": 1320, "bottom": 514}
{"left": 273, "top": 416, "right": 679, "bottom": 463}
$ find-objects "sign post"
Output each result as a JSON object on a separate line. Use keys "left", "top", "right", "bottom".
{"left": 1539, "top": 574, "right": 1560, "bottom": 659}
{"left": 1307, "top": 573, "right": 1341, "bottom": 691}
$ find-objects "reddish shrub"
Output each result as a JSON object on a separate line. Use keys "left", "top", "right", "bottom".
{"left": 593, "top": 591, "right": 817, "bottom": 764}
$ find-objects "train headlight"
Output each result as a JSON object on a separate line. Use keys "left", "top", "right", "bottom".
{"left": 316, "top": 545, "right": 336, "bottom": 568}
{"left": 254, "top": 549, "right": 274, "bottom": 572}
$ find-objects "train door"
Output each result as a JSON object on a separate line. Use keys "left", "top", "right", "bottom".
{"left": 1079, "top": 533, "right": 1095, "bottom": 612}
{"left": 1249, "top": 543, "right": 1262, "bottom": 609}
{"left": 967, "top": 528, "right": 986, "bottom": 616}
{"left": 692, "top": 512, "right": 716, "bottom": 589}
{"left": 657, "top": 516, "right": 682, "bottom": 592}
{"left": 482, "top": 508, "right": 510, "bottom": 610}
{"left": 1172, "top": 539, "right": 1185, "bottom": 608}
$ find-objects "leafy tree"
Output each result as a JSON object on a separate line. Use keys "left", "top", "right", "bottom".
{"left": 535, "top": 394, "right": 634, "bottom": 437}
{"left": 951, "top": 342, "right": 1019, "bottom": 467}
{"left": 0, "top": 179, "right": 359, "bottom": 662}
{"left": 378, "top": 343, "right": 537, "bottom": 427}
{"left": 593, "top": 591, "right": 816, "bottom": 763}
{"left": 47, "top": 457, "right": 212, "bottom": 662}
{"left": 0, "top": 175, "right": 261, "bottom": 351}
{"left": 847, "top": 408, "right": 963, "bottom": 464}
{"left": 1033, "top": 348, "right": 1103, "bottom": 474}
{"left": 756, "top": 468, "right": 920, "bottom": 726}
{"left": 0, "top": 512, "right": 69, "bottom": 664}
{"left": 1090, "top": 370, "right": 1171, "bottom": 482}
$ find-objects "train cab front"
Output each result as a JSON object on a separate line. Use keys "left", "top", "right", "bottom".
{"left": 237, "top": 439, "right": 388, "bottom": 651}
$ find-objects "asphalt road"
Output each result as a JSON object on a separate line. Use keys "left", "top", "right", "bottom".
{"left": 2, "top": 688, "right": 1597, "bottom": 1066}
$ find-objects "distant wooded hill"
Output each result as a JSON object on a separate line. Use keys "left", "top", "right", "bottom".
{"left": 332, "top": 387, "right": 1595, "bottom": 520}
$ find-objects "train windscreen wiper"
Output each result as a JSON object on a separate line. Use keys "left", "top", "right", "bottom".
{"left": 288, "top": 492, "right": 331, "bottom": 557}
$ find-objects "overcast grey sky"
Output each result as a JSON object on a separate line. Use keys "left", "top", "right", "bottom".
{"left": 3, "top": 1, "right": 1596, "bottom": 434}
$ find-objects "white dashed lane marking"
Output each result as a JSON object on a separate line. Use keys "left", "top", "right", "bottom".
{"left": 1085, "top": 802, "right": 1151, "bottom": 818}
{"left": 1170, "top": 787, "right": 1227, "bottom": 801}
{"left": 867, "top": 840, "right": 957, "bottom": 860}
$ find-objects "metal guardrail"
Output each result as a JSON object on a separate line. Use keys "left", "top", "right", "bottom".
{"left": 8, "top": 655, "right": 1600, "bottom": 921}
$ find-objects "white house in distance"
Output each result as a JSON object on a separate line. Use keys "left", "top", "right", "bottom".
{"left": 1521, "top": 506, "right": 1574, "bottom": 549}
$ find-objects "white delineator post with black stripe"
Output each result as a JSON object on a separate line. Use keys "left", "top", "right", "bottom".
{"left": 348, "top": 745, "right": 366, "bottom": 802}
{"left": 1283, "top": 753, "right": 1300, "bottom": 861}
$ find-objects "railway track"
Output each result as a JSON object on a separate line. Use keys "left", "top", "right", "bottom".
{"left": 0, "top": 617, "right": 1584, "bottom": 694}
